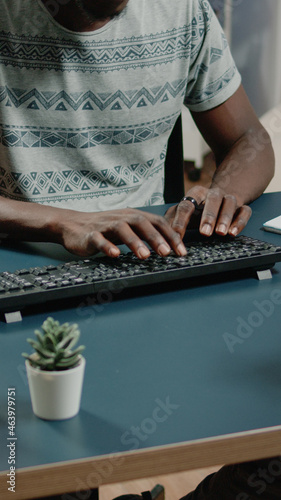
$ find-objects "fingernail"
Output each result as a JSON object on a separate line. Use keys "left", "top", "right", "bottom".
{"left": 217, "top": 223, "right": 227, "bottom": 235}
{"left": 201, "top": 223, "right": 212, "bottom": 236}
{"left": 229, "top": 227, "right": 238, "bottom": 236}
{"left": 109, "top": 248, "right": 120, "bottom": 257}
{"left": 138, "top": 246, "right": 150, "bottom": 259}
{"left": 158, "top": 243, "right": 171, "bottom": 256}
{"left": 177, "top": 242, "right": 187, "bottom": 255}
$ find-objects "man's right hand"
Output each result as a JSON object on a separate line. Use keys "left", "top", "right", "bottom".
{"left": 0, "top": 198, "right": 187, "bottom": 259}
{"left": 58, "top": 208, "right": 187, "bottom": 259}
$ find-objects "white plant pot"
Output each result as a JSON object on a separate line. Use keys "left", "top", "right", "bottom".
{"left": 25, "top": 355, "right": 86, "bottom": 420}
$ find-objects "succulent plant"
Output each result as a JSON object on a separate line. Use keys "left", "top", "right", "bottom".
{"left": 22, "top": 317, "right": 85, "bottom": 371}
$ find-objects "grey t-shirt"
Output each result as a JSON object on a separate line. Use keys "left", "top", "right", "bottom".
{"left": 0, "top": 0, "right": 241, "bottom": 211}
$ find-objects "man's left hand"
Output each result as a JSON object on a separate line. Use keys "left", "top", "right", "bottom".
{"left": 165, "top": 185, "right": 252, "bottom": 238}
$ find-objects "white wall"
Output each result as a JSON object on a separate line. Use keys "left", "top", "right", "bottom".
{"left": 183, "top": 0, "right": 281, "bottom": 168}
{"left": 260, "top": 105, "right": 281, "bottom": 193}
{"left": 231, "top": 0, "right": 281, "bottom": 117}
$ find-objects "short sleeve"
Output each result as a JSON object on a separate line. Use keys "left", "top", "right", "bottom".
{"left": 184, "top": 0, "right": 241, "bottom": 112}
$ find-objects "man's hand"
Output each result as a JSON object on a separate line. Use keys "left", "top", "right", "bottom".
{"left": 59, "top": 208, "right": 187, "bottom": 258}
{"left": 165, "top": 185, "right": 252, "bottom": 238}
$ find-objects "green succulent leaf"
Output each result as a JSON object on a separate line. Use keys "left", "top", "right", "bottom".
{"left": 63, "top": 346, "right": 85, "bottom": 358}
{"left": 25, "top": 356, "right": 54, "bottom": 369}
{"left": 45, "top": 332, "right": 58, "bottom": 349}
{"left": 34, "top": 330, "right": 45, "bottom": 346}
{"left": 34, "top": 346, "right": 56, "bottom": 359}
{"left": 57, "top": 332, "right": 79, "bottom": 351}
{"left": 34, "top": 358, "right": 56, "bottom": 369}
{"left": 22, "top": 352, "right": 31, "bottom": 360}
{"left": 26, "top": 340, "right": 54, "bottom": 359}
{"left": 55, "top": 357, "right": 81, "bottom": 369}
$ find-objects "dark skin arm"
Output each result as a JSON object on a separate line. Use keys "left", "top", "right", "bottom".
{"left": 0, "top": 198, "right": 187, "bottom": 259}
{"left": 165, "top": 85, "right": 275, "bottom": 237}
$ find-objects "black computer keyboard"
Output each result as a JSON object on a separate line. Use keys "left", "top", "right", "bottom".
{"left": 1, "top": 235, "right": 281, "bottom": 317}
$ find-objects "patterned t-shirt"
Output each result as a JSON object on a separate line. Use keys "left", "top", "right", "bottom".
{"left": 0, "top": 0, "right": 241, "bottom": 211}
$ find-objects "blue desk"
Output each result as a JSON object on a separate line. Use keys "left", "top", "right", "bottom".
{"left": 1, "top": 193, "right": 281, "bottom": 500}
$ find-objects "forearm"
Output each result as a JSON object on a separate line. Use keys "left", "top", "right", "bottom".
{"left": 210, "top": 126, "right": 275, "bottom": 205}
{"left": 0, "top": 197, "right": 64, "bottom": 243}
{"left": 166, "top": 124, "right": 274, "bottom": 239}
{"left": 0, "top": 196, "right": 186, "bottom": 258}
{"left": 167, "top": 86, "right": 274, "bottom": 238}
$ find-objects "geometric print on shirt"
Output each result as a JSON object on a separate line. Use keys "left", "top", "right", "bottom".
{"left": 0, "top": 2, "right": 212, "bottom": 74}
{"left": 0, "top": 157, "right": 163, "bottom": 204}
{"left": 0, "top": 27, "right": 195, "bottom": 73}
{"left": 0, "top": 79, "right": 187, "bottom": 111}
{"left": 0, "top": 114, "right": 178, "bottom": 148}
{"left": 184, "top": 64, "right": 236, "bottom": 106}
